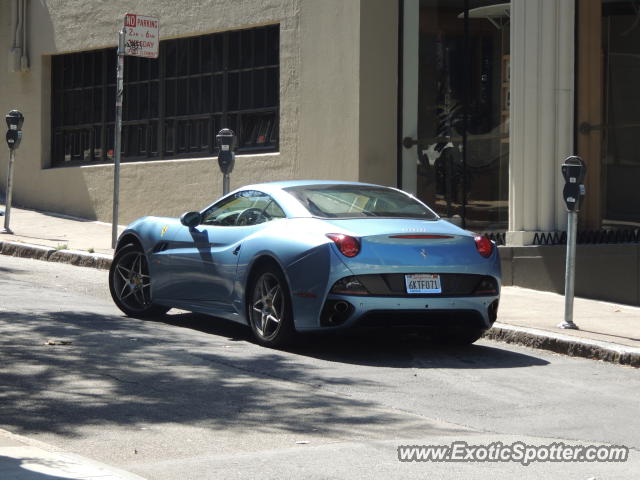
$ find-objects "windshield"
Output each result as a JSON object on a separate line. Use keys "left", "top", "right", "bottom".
{"left": 284, "top": 184, "right": 439, "bottom": 220}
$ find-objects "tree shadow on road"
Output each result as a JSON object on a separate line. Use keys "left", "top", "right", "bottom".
{"left": 0, "top": 309, "right": 473, "bottom": 441}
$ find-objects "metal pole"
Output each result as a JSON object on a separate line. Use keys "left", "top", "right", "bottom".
{"left": 559, "top": 211, "right": 579, "bottom": 329}
{"left": 3, "top": 149, "right": 16, "bottom": 233}
{"left": 223, "top": 173, "right": 230, "bottom": 196}
{"left": 112, "top": 30, "right": 124, "bottom": 249}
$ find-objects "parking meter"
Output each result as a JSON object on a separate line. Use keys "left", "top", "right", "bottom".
{"left": 3, "top": 109, "right": 24, "bottom": 233}
{"left": 559, "top": 155, "right": 586, "bottom": 330}
{"left": 216, "top": 128, "right": 236, "bottom": 195}
{"left": 5, "top": 110, "right": 24, "bottom": 150}
{"left": 561, "top": 156, "right": 587, "bottom": 212}
{"left": 216, "top": 128, "right": 236, "bottom": 175}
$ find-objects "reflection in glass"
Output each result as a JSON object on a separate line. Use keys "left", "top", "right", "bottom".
{"left": 416, "top": 0, "right": 510, "bottom": 231}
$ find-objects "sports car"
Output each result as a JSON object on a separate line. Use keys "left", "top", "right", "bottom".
{"left": 109, "top": 181, "right": 500, "bottom": 347}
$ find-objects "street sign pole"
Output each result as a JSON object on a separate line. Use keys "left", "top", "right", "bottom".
{"left": 3, "top": 149, "right": 16, "bottom": 233}
{"left": 111, "top": 14, "right": 159, "bottom": 249}
{"left": 112, "top": 30, "right": 124, "bottom": 249}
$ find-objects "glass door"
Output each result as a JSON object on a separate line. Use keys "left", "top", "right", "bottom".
{"left": 578, "top": 0, "right": 640, "bottom": 229}
{"left": 602, "top": 1, "right": 640, "bottom": 226}
{"left": 402, "top": 0, "right": 510, "bottom": 231}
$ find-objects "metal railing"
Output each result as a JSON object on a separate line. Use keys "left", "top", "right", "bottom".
{"left": 479, "top": 229, "right": 640, "bottom": 246}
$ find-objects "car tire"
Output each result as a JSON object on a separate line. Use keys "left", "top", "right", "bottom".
{"left": 109, "top": 244, "right": 169, "bottom": 318}
{"left": 247, "top": 264, "right": 295, "bottom": 348}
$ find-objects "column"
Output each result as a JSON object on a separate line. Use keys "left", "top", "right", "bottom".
{"left": 507, "top": 0, "right": 575, "bottom": 245}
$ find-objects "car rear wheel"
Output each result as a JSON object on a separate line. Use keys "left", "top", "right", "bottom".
{"left": 109, "top": 244, "right": 168, "bottom": 318}
{"left": 247, "top": 265, "right": 295, "bottom": 348}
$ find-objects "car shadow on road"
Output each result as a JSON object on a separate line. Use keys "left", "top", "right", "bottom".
{"left": 154, "top": 311, "right": 550, "bottom": 369}
{"left": 291, "top": 331, "right": 550, "bottom": 369}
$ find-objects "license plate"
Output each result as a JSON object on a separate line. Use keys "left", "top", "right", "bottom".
{"left": 405, "top": 274, "right": 442, "bottom": 294}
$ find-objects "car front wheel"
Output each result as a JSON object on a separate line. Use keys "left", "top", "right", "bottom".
{"left": 109, "top": 244, "right": 168, "bottom": 318}
{"left": 247, "top": 266, "right": 295, "bottom": 348}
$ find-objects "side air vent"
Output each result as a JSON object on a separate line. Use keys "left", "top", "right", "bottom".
{"left": 152, "top": 241, "right": 169, "bottom": 253}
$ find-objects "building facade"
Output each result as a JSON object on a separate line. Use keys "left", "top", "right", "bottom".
{"left": 1, "top": 0, "right": 639, "bottom": 304}
{"left": 0, "top": 0, "right": 398, "bottom": 222}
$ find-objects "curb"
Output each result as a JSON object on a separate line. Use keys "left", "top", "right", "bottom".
{"left": 0, "top": 240, "right": 112, "bottom": 270}
{"left": 484, "top": 323, "right": 640, "bottom": 368}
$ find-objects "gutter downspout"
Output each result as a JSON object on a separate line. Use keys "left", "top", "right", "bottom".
{"left": 21, "top": 0, "right": 29, "bottom": 72}
{"left": 8, "top": 0, "right": 20, "bottom": 72}
{"left": 8, "top": 0, "right": 29, "bottom": 73}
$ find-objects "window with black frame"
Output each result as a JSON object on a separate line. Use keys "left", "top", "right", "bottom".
{"left": 51, "top": 25, "right": 279, "bottom": 166}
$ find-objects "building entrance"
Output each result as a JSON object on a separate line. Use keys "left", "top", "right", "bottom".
{"left": 401, "top": 0, "right": 510, "bottom": 231}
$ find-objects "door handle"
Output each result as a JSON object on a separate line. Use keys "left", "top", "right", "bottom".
{"left": 579, "top": 122, "right": 640, "bottom": 134}
{"left": 579, "top": 122, "right": 603, "bottom": 135}
{"left": 402, "top": 136, "right": 460, "bottom": 149}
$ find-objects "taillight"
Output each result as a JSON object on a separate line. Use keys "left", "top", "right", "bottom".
{"left": 474, "top": 235, "right": 494, "bottom": 258}
{"left": 474, "top": 276, "right": 498, "bottom": 296}
{"left": 326, "top": 233, "right": 360, "bottom": 257}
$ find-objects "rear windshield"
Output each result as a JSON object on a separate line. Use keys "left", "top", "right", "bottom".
{"left": 284, "top": 184, "right": 439, "bottom": 220}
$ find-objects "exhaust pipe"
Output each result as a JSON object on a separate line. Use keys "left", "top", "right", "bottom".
{"left": 334, "top": 301, "right": 349, "bottom": 314}
{"left": 321, "top": 300, "right": 354, "bottom": 327}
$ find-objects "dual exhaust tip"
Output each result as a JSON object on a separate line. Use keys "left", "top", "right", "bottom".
{"left": 320, "top": 300, "right": 354, "bottom": 327}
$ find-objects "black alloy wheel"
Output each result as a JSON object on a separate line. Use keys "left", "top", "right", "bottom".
{"left": 109, "top": 244, "right": 168, "bottom": 318}
{"left": 247, "top": 265, "right": 295, "bottom": 347}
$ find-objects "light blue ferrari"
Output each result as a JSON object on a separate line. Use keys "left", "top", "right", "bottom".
{"left": 109, "top": 181, "right": 500, "bottom": 347}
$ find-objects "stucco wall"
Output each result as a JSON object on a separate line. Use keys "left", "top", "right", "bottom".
{"left": 0, "top": 0, "right": 399, "bottom": 223}
{"left": 298, "top": 0, "right": 360, "bottom": 181}
{"left": 358, "top": 0, "right": 398, "bottom": 185}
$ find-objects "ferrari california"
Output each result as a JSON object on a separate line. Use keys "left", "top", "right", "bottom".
{"left": 109, "top": 181, "right": 500, "bottom": 347}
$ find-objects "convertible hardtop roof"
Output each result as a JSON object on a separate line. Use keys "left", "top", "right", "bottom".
{"left": 241, "top": 180, "right": 389, "bottom": 194}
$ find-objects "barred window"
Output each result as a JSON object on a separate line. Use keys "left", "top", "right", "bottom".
{"left": 51, "top": 25, "right": 279, "bottom": 166}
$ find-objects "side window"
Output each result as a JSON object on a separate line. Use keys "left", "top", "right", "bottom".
{"left": 201, "top": 191, "right": 286, "bottom": 226}
{"left": 264, "top": 200, "right": 286, "bottom": 220}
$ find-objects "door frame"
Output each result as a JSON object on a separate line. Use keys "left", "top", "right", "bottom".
{"left": 576, "top": 0, "right": 603, "bottom": 229}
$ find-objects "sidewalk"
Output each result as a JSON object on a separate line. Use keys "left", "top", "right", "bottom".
{"left": 1, "top": 204, "right": 639, "bottom": 368}
{"left": 0, "top": 429, "right": 145, "bottom": 480}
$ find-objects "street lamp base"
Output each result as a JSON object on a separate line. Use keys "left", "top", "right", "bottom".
{"left": 557, "top": 321, "right": 579, "bottom": 330}
{"left": 1, "top": 227, "right": 13, "bottom": 234}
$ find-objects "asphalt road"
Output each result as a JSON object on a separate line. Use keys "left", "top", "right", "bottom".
{"left": 0, "top": 255, "right": 638, "bottom": 479}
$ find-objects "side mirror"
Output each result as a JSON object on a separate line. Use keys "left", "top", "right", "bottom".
{"left": 180, "top": 211, "right": 202, "bottom": 228}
